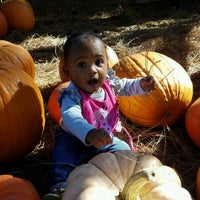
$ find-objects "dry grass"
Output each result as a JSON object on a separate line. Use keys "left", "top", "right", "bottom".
{"left": 1, "top": 1, "right": 200, "bottom": 198}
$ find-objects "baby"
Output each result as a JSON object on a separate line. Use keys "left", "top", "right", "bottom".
{"left": 42, "top": 31, "right": 155, "bottom": 200}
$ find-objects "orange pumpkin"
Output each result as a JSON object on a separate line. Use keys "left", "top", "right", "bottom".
{"left": 0, "top": 174, "right": 40, "bottom": 200}
{"left": 0, "top": 40, "right": 35, "bottom": 78}
{"left": 48, "top": 81, "right": 70, "bottom": 124}
{"left": 0, "top": 62, "right": 45, "bottom": 164}
{"left": 0, "top": 0, "right": 35, "bottom": 31}
{"left": 0, "top": 11, "right": 8, "bottom": 37}
{"left": 59, "top": 45, "right": 119, "bottom": 82}
{"left": 113, "top": 51, "right": 193, "bottom": 128}
{"left": 197, "top": 167, "right": 200, "bottom": 200}
{"left": 185, "top": 97, "right": 200, "bottom": 148}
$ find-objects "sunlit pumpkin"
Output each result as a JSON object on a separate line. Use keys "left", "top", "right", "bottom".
{"left": 62, "top": 150, "right": 192, "bottom": 200}
{"left": 47, "top": 81, "right": 70, "bottom": 124}
{"left": 106, "top": 45, "right": 119, "bottom": 68}
{"left": 185, "top": 97, "right": 200, "bottom": 148}
{"left": 0, "top": 0, "right": 35, "bottom": 31}
{"left": 0, "top": 11, "right": 7, "bottom": 37}
{"left": 0, "top": 40, "right": 35, "bottom": 78}
{"left": 0, "top": 62, "right": 45, "bottom": 164}
{"left": 112, "top": 51, "right": 193, "bottom": 128}
{"left": 0, "top": 174, "right": 40, "bottom": 200}
{"left": 59, "top": 45, "right": 119, "bottom": 82}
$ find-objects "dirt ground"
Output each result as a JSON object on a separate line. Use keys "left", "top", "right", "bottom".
{"left": 1, "top": 0, "right": 200, "bottom": 199}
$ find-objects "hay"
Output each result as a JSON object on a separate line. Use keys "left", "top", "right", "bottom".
{"left": 1, "top": 1, "right": 200, "bottom": 198}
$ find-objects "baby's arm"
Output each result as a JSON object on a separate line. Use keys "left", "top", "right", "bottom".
{"left": 107, "top": 68, "right": 155, "bottom": 96}
{"left": 60, "top": 95, "right": 112, "bottom": 147}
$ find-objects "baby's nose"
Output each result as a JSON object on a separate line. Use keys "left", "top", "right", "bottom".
{"left": 88, "top": 64, "right": 97, "bottom": 73}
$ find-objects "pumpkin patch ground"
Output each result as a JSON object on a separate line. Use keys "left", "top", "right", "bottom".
{"left": 0, "top": 0, "right": 200, "bottom": 199}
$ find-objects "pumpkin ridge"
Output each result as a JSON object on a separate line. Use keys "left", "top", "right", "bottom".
{"left": 140, "top": 52, "right": 173, "bottom": 100}
{"left": 128, "top": 55, "right": 148, "bottom": 77}
{"left": 89, "top": 152, "right": 125, "bottom": 190}
{"left": 65, "top": 163, "right": 119, "bottom": 199}
{"left": 0, "top": 40, "right": 35, "bottom": 78}
{"left": 0, "top": 63, "right": 45, "bottom": 163}
{"left": 8, "top": 45, "right": 34, "bottom": 77}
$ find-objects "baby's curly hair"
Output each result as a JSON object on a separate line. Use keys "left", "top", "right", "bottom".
{"left": 63, "top": 31, "right": 104, "bottom": 63}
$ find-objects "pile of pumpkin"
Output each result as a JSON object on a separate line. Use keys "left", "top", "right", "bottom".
{"left": 0, "top": 38, "right": 199, "bottom": 199}
{"left": 0, "top": 40, "right": 44, "bottom": 199}
{"left": 0, "top": 0, "right": 35, "bottom": 37}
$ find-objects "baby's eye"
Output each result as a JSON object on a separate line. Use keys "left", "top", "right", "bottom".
{"left": 77, "top": 62, "right": 86, "bottom": 68}
{"left": 96, "top": 59, "right": 104, "bottom": 66}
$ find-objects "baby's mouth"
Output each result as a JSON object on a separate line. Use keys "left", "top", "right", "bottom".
{"left": 88, "top": 78, "right": 98, "bottom": 86}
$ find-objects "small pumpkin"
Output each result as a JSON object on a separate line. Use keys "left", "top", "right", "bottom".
{"left": 106, "top": 45, "right": 119, "bottom": 68}
{"left": 113, "top": 51, "right": 193, "bottom": 128}
{"left": 0, "top": 40, "right": 35, "bottom": 78}
{"left": 47, "top": 81, "right": 70, "bottom": 124}
{"left": 0, "top": 11, "right": 8, "bottom": 37}
{"left": 0, "top": 62, "right": 45, "bottom": 164}
{"left": 0, "top": 0, "right": 35, "bottom": 31}
{"left": 62, "top": 150, "right": 192, "bottom": 200}
{"left": 59, "top": 45, "right": 119, "bottom": 82}
{"left": 0, "top": 174, "right": 40, "bottom": 200}
{"left": 185, "top": 97, "right": 200, "bottom": 148}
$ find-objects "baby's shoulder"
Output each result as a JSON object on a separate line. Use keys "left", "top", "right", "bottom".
{"left": 58, "top": 82, "right": 81, "bottom": 104}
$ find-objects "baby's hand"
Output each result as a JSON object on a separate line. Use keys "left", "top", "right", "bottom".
{"left": 86, "top": 128, "right": 112, "bottom": 148}
{"left": 140, "top": 75, "right": 156, "bottom": 92}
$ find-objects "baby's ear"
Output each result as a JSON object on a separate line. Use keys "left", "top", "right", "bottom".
{"left": 62, "top": 65, "right": 69, "bottom": 75}
{"left": 59, "top": 54, "right": 71, "bottom": 82}
{"left": 63, "top": 64, "right": 72, "bottom": 77}
{"left": 60, "top": 65, "right": 71, "bottom": 82}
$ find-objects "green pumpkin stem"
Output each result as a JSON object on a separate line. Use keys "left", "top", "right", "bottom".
{"left": 120, "top": 169, "right": 158, "bottom": 200}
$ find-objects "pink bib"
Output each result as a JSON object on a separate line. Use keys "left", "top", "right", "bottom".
{"left": 79, "top": 80, "right": 121, "bottom": 136}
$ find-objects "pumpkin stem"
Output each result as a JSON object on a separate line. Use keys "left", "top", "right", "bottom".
{"left": 120, "top": 169, "right": 159, "bottom": 200}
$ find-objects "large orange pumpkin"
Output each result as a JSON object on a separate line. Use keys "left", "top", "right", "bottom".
{"left": 0, "top": 40, "right": 35, "bottom": 78}
{"left": 47, "top": 81, "right": 70, "bottom": 124}
{"left": 59, "top": 45, "right": 119, "bottom": 82}
{"left": 0, "top": 11, "right": 8, "bottom": 37}
{"left": 0, "top": 62, "right": 45, "bottom": 164}
{"left": 0, "top": 0, "right": 35, "bottom": 31}
{"left": 113, "top": 51, "right": 193, "bottom": 128}
{"left": 185, "top": 97, "right": 200, "bottom": 148}
{"left": 0, "top": 174, "right": 40, "bottom": 200}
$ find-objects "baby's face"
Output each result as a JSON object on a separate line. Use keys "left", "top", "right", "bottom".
{"left": 65, "top": 36, "right": 108, "bottom": 94}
